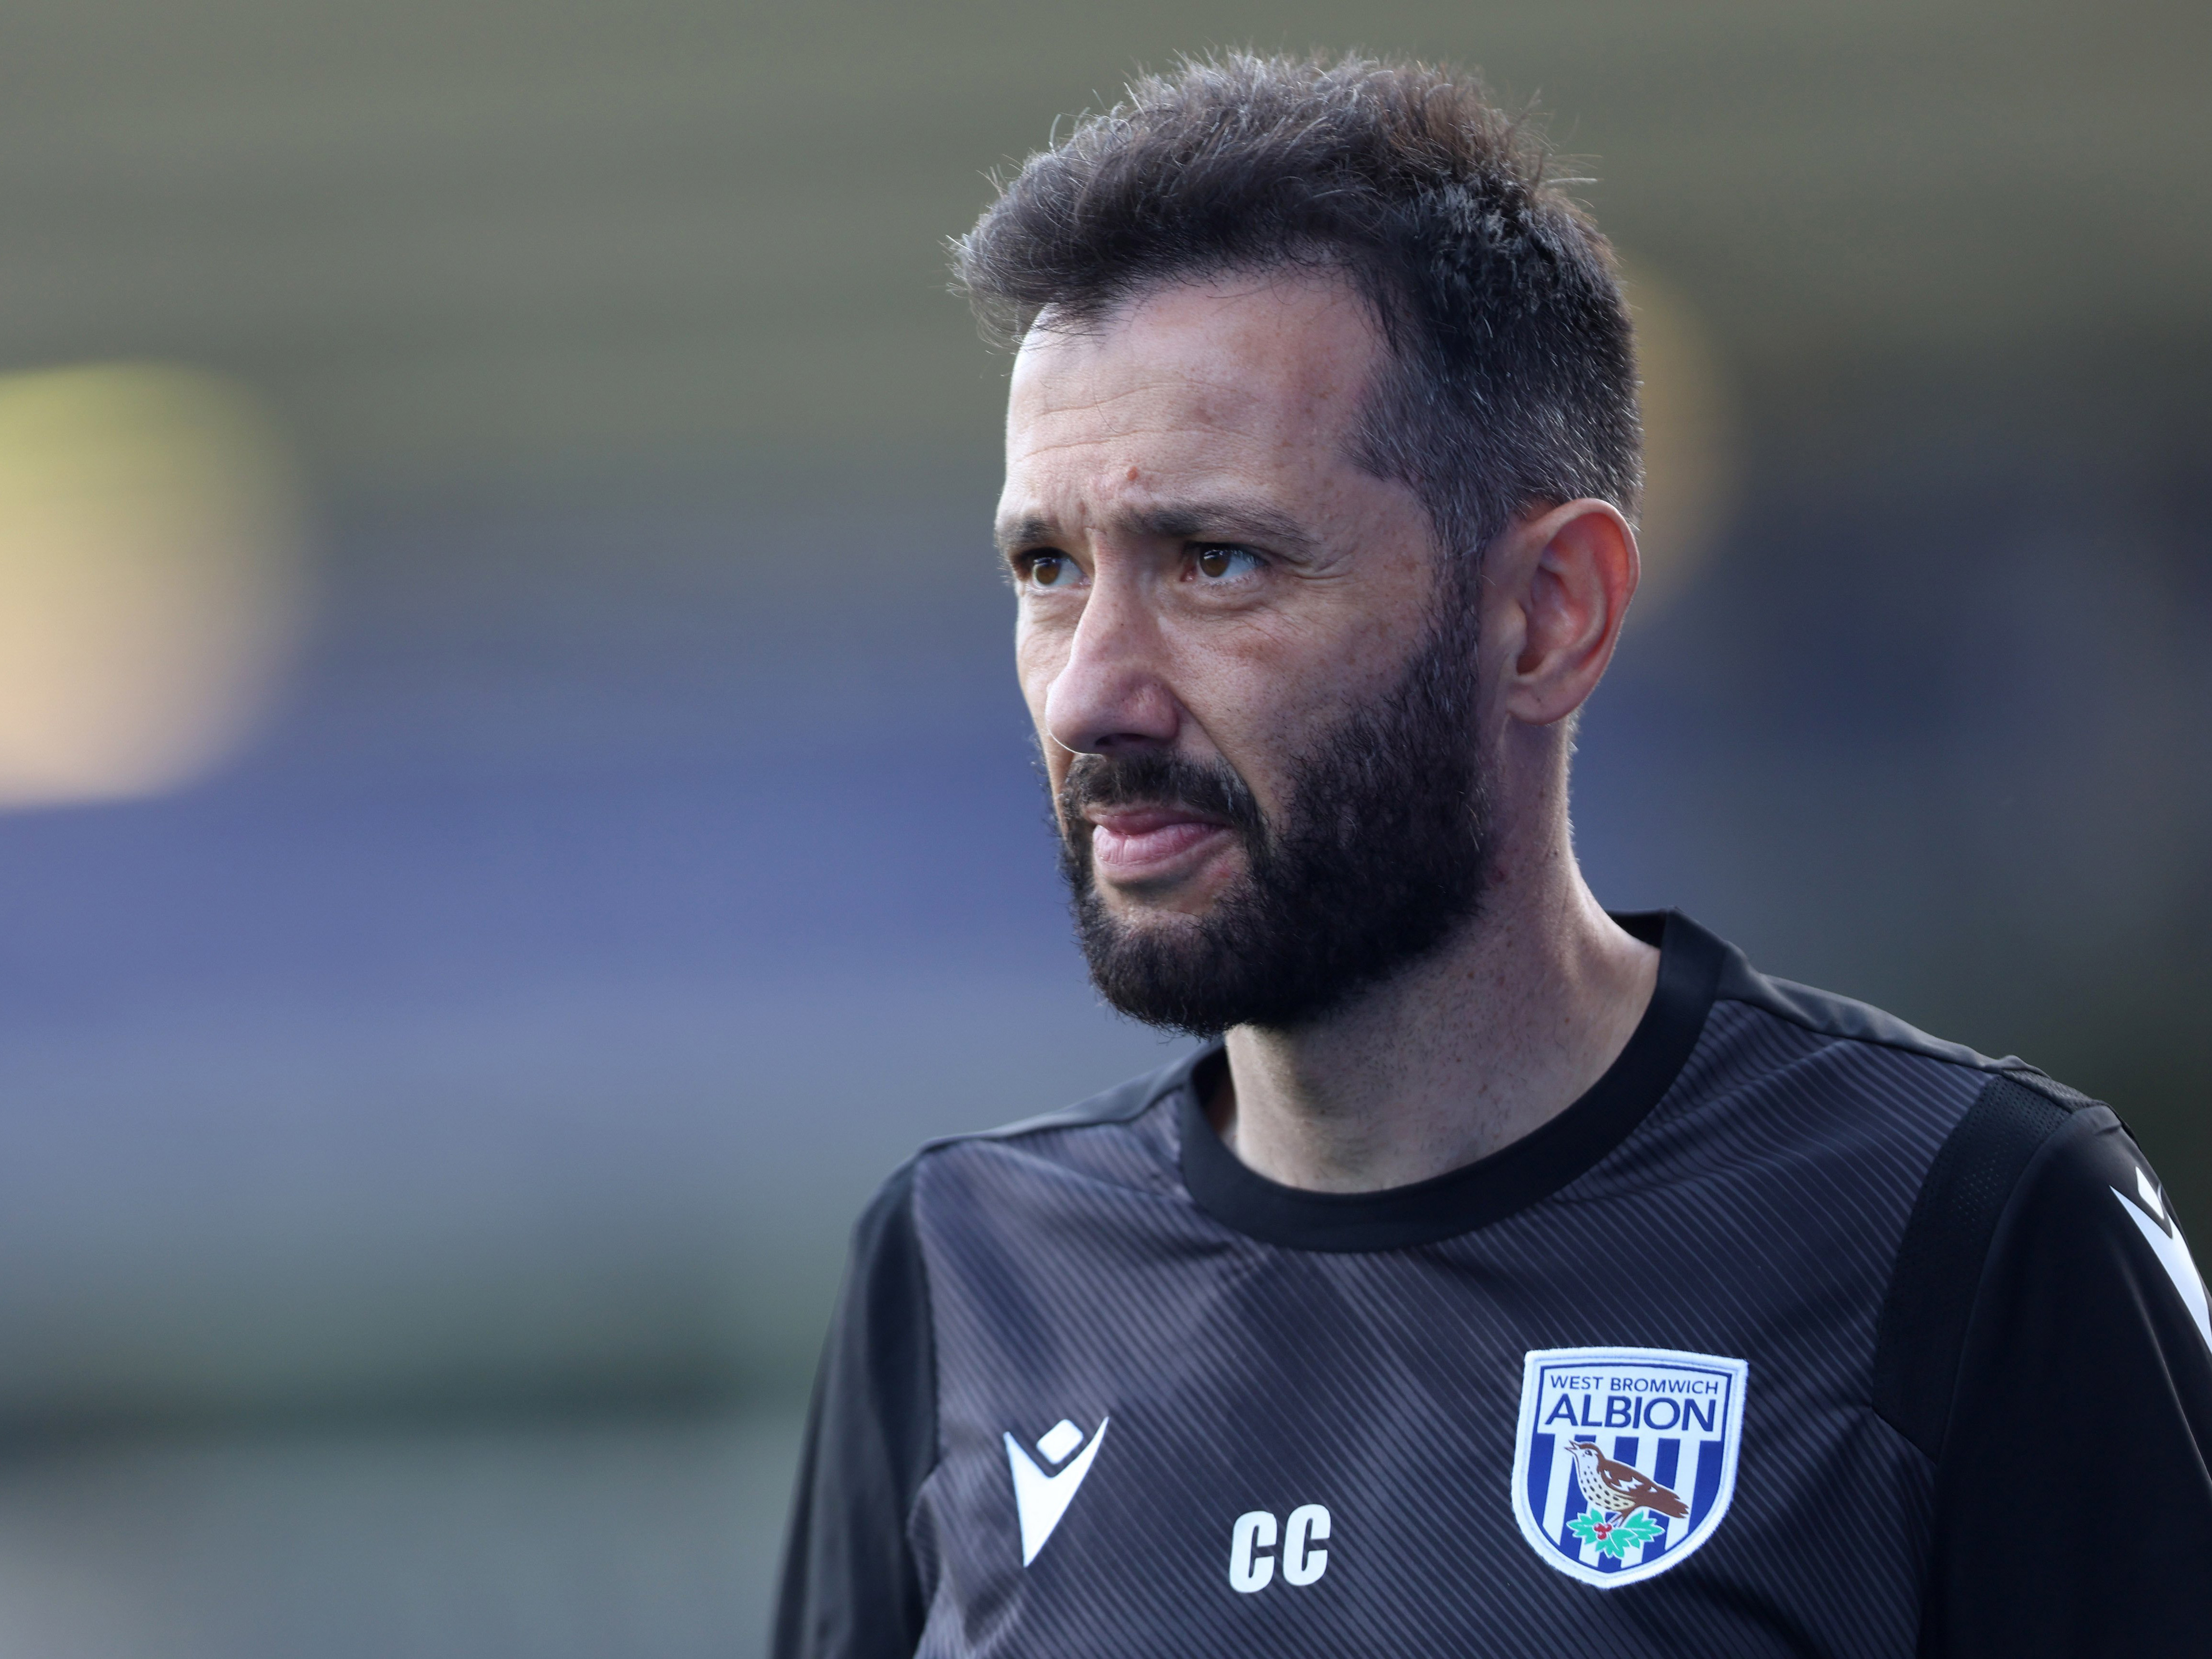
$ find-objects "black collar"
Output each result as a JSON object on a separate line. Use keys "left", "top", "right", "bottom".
{"left": 1173, "top": 910, "right": 1725, "bottom": 1252}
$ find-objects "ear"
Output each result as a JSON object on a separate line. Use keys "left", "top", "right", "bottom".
{"left": 1482, "top": 499, "right": 1639, "bottom": 728}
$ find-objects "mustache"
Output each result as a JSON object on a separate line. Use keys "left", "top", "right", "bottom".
{"left": 1056, "top": 749, "right": 1266, "bottom": 841}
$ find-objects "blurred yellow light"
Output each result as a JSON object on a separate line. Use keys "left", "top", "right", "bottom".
{"left": 1621, "top": 271, "right": 1740, "bottom": 618}
{"left": 0, "top": 365, "right": 308, "bottom": 808}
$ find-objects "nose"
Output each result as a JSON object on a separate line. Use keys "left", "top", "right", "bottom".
{"left": 1041, "top": 570, "right": 1181, "bottom": 757}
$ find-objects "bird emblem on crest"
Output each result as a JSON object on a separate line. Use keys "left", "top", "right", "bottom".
{"left": 1514, "top": 1348, "right": 1748, "bottom": 1587}
{"left": 1558, "top": 1438, "right": 1691, "bottom": 1558}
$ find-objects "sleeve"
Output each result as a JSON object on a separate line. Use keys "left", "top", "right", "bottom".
{"left": 1919, "top": 1104, "right": 2212, "bottom": 1656}
{"left": 771, "top": 1159, "right": 937, "bottom": 1659}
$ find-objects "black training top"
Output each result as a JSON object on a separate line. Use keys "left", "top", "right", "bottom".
{"left": 774, "top": 913, "right": 2212, "bottom": 1656}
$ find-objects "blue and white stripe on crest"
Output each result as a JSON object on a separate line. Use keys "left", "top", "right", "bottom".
{"left": 1509, "top": 1346, "right": 1750, "bottom": 1590}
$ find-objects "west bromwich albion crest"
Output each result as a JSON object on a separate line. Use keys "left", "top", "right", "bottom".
{"left": 1511, "top": 1346, "right": 1749, "bottom": 1589}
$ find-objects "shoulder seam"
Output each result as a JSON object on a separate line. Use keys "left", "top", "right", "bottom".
{"left": 1870, "top": 1072, "right": 2087, "bottom": 1460}
{"left": 1722, "top": 987, "right": 2023, "bottom": 1075}
{"left": 1714, "top": 960, "right": 2030, "bottom": 1078}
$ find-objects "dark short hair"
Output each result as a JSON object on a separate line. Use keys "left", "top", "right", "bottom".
{"left": 953, "top": 52, "right": 1640, "bottom": 567}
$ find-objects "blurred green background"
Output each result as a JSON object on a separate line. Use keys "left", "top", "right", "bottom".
{"left": 0, "top": 1, "right": 2205, "bottom": 1652}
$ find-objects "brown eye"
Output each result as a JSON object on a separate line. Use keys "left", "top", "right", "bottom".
{"left": 1193, "top": 546, "right": 1259, "bottom": 581}
{"left": 1029, "top": 554, "right": 1066, "bottom": 586}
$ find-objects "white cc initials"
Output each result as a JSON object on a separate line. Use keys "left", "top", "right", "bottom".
{"left": 1227, "top": 1504, "right": 1331, "bottom": 1593}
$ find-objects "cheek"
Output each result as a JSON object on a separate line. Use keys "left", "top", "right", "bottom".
{"left": 1013, "top": 628, "right": 1071, "bottom": 776}
{"left": 1160, "top": 641, "right": 1313, "bottom": 804}
{"left": 1165, "top": 607, "right": 1412, "bottom": 803}
{"left": 1180, "top": 610, "right": 1351, "bottom": 720}
{"left": 1014, "top": 630, "right": 1060, "bottom": 721}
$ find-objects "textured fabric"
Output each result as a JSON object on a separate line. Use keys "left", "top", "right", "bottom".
{"left": 1871, "top": 1074, "right": 2075, "bottom": 1459}
{"left": 774, "top": 1164, "right": 936, "bottom": 1658}
{"left": 775, "top": 913, "right": 2212, "bottom": 1655}
{"left": 1920, "top": 1106, "right": 2212, "bottom": 1658}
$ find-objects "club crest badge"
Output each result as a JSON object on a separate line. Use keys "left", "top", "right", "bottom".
{"left": 1510, "top": 1346, "right": 1749, "bottom": 1589}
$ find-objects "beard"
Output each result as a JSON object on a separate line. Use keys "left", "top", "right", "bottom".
{"left": 1054, "top": 592, "right": 1494, "bottom": 1037}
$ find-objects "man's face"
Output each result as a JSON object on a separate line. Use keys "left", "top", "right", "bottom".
{"left": 998, "top": 275, "right": 1493, "bottom": 1033}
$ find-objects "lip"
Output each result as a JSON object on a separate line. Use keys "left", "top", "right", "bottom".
{"left": 1084, "top": 805, "right": 1235, "bottom": 884}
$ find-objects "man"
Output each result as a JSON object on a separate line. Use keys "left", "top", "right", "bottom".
{"left": 776, "top": 54, "right": 2211, "bottom": 1656}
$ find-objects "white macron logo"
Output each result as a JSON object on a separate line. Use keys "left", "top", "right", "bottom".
{"left": 1004, "top": 1416, "right": 1109, "bottom": 1566}
{"left": 2115, "top": 1166, "right": 2212, "bottom": 1352}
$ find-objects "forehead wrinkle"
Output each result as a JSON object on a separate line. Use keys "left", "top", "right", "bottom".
{"left": 1008, "top": 414, "right": 1244, "bottom": 467}
{"left": 1014, "top": 327, "right": 1362, "bottom": 444}
{"left": 1015, "top": 386, "right": 1276, "bottom": 465}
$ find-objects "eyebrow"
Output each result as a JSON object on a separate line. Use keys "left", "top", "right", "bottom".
{"left": 994, "top": 515, "right": 1058, "bottom": 556}
{"left": 993, "top": 498, "right": 1320, "bottom": 560}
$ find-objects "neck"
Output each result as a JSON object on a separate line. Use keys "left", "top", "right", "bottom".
{"left": 1212, "top": 782, "right": 1659, "bottom": 1194}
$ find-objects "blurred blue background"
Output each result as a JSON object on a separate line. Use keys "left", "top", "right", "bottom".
{"left": 0, "top": 2, "right": 2205, "bottom": 1652}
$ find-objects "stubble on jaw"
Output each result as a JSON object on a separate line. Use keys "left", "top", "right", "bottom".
{"left": 1052, "top": 586, "right": 1494, "bottom": 1038}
